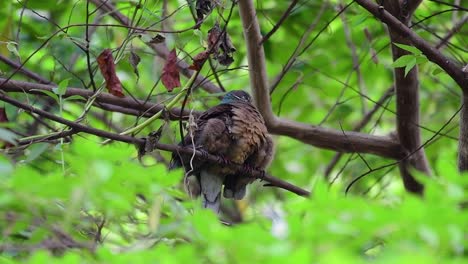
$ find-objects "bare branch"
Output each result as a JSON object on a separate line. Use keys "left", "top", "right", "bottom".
{"left": 325, "top": 87, "right": 395, "bottom": 177}
{"left": 0, "top": 78, "right": 194, "bottom": 120}
{"left": 435, "top": 14, "right": 468, "bottom": 49}
{"left": 0, "top": 55, "right": 53, "bottom": 85}
{"left": 0, "top": 91, "right": 309, "bottom": 197}
{"left": 260, "top": 0, "right": 299, "bottom": 45}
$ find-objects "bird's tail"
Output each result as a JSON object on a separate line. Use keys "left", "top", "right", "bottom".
{"left": 223, "top": 174, "right": 248, "bottom": 200}
{"left": 169, "top": 157, "right": 181, "bottom": 170}
{"left": 199, "top": 170, "right": 224, "bottom": 214}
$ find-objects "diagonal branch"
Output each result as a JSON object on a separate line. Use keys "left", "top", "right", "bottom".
{"left": 0, "top": 55, "right": 53, "bottom": 85}
{"left": 260, "top": 0, "right": 299, "bottom": 45}
{"left": 354, "top": 0, "right": 467, "bottom": 91}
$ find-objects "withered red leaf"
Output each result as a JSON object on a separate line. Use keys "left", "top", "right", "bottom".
{"left": 97, "top": 49, "right": 125, "bottom": 97}
{"left": 188, "top": 50, "right": 210, "bottom": 71}
{"left": 161, "top": 48, "right": 181, "bottom": 92}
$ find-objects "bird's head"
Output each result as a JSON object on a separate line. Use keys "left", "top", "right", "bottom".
{"left": 221, "top": 90, "right": 252, "bottom": 104}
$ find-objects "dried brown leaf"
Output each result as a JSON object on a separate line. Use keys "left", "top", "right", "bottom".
{"left": 207, "top": 23, "right": 236, "bottom": 67}
{"left": 97, "top": 49, "right": 125, "bottom": 97}
{"left": 130, "top": 50, "right": 141, "bottom": 79}
{"left": 161, "top": 48, "right": 181, "bottom": 92}
{"left": 189, "top": 50, "right": 210, "bottom": 71}
{"left": 195, "top": 0, "right": 215, "bottom": 27}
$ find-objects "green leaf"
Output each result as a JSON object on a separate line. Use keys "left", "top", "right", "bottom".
{"left": 64, "top": 95, "right": 86, "bottom": 102}
{"left": 391, "top": 54, "right": 415, "bottom": 68}
{"left": 25, "top": 143, "right": 50, "bottom": 162}
{"left": 404, "top": 58, "right": 417, "bottom": 76}
{"left": 0, "top": 128, "right": 17, "bottom": 145}
{"left": 53, "top": 78, "right": 70, "bottom": 96}
{"left": 31, "top": 89, "right": 59, "bottom": 104}
{"left": 351, "top": 14, "right": 369, "bottom": 27}
{"left": 394, "top": 43, "right": 422, "bottom": 55}
{"left": 431, "top": 67, "right": 444, "bottom": 76}
{"left": 415, "top": 55, "right": 428, "bottom": 64}
{"left": 6, "top": 42, "right": 20, "bottom": 57}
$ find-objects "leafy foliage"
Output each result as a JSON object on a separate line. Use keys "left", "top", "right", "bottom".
{"left": 0, "top": 141, "right": 466, "bottom": 262}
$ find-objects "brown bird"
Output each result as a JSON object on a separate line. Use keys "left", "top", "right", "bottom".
{"left": 170, "top": 90, "right": 274, "bottom": 213}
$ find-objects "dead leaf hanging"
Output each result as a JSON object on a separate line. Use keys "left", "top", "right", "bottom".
{"left": 161, "top": 48, "right": 181, "bottom": 92}
{"left": 97, "top": 49, "right": 125, "bottom": 97}
{"left": 129, "top": 50, "right": 141, "bottom": 80}
{"left": 189, "top": 50, "right": 210, "bottom": 71}
{"left": 207, "top": 23, "right": 236, "bottom": 66}
{"left": 195, "top": 0, "right": 216, "bottom": 26}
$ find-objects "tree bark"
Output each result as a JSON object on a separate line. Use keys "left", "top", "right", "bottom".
{"left": 385, "top": 0, "right": 430, "bottom": 194}
{"left": 458, "top": 94, "right": 468, "bottom": 171}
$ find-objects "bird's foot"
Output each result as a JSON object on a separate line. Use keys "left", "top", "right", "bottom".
{"left": 258, "top": 169, "right": 266, "bottom": 181}
{"left": 198, "top": 149, "right": 210, "bottom": 160}
{"left": 241, "top": 165, "right": 266, "bottom": 180}
{"left": 216, "top": 154, "right": 230, "bottom": 166}
{"left": 197, "top": 149, "right": 230, "bottom": 166}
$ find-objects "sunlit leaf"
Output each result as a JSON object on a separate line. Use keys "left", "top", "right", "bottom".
{"left": 394, "top": 43, "right": 422, "bottom": 55}
{"left": 392, "top": 54, "right": 415, "bottom": 68}
{"left": 52, "top": 78, "right": 70, "bottom": 96}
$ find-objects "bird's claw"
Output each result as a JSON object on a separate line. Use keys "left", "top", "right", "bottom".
{"left": 217, "top": 154, "right": 230, "bottom": 166}
{"left": 198, "top": 149, "right": 210, "bottom": 159}
{"left": 242, "top": 165, "right": 266, "bottom": 180}
{"left": 258, "top": 169, "right": 266, "bottom": 181}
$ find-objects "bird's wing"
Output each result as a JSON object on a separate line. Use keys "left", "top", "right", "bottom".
{"left": 223, "top": 103, "right": 274, "bottom": 200}
{"left": 224, "top": 135, "right": 275, "bottom": 200}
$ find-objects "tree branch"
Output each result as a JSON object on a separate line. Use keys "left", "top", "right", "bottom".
{"left": 383, "top": 0, "right": 429, "bottom": 194}
{"left": 0, "top": 54, "right": 53, "bottom": 85}
{"left": 260, "top": 0, "right": 299, "bottom": 45}
{"left": 0, "top": 91, "right": 309, "bottom": 197}
{"left": 238, "top": 0, "right": 405, "bottom": 160}
{"left": 325, "top": 87, "right": 395, "bottom": 177}
{"left": 458, "top": 95, "right": 468, "bottom": 171}
{"left": 0, "top": 78, "right": 193, "bottom": 120}
{"left": 354, "top": 0, "right": 468, "bottom": 91}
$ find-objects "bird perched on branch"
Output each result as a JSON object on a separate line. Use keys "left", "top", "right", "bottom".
{"left": 170, "top": 90, "right": 274, "bottom": 214}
